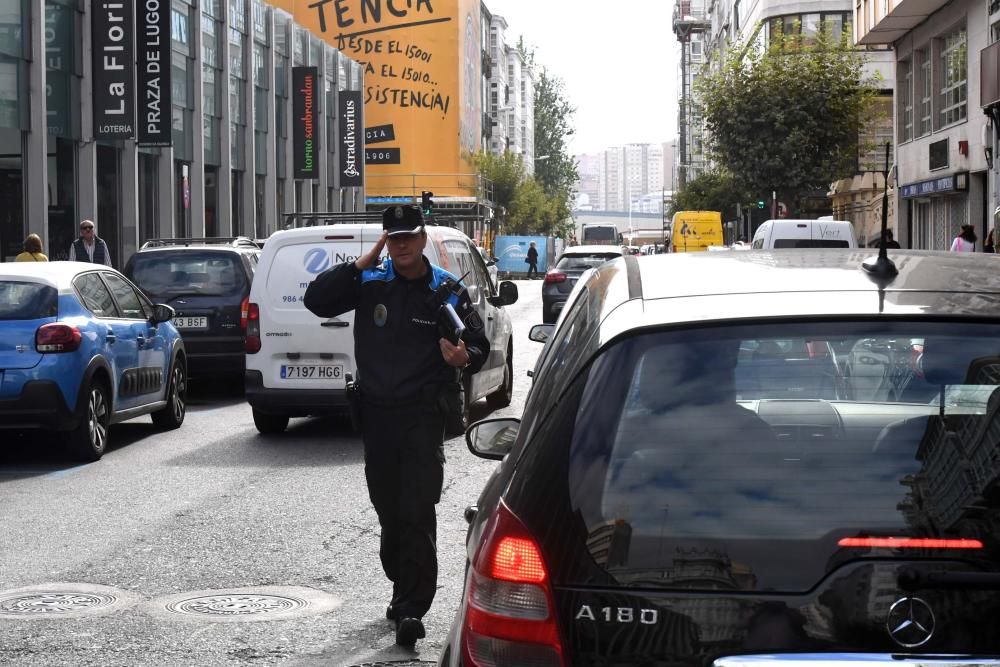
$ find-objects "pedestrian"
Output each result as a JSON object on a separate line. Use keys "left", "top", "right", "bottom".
{"left": 950, "top": 224, "right": 977, "bottom": 253}
{"left": 302, "top": 205, "right": 489, "bottom": 647}
{"left": 525, "top": 240, "right": 539, "bottom": 279}
{"left": 14, "top": 233, "right": 48, "bottom": 262}
{"left": 883, "top": 229, "right": 901, "bottom": 249}
{"left": 68, "top": 219, "right": 112, "bottom": 266}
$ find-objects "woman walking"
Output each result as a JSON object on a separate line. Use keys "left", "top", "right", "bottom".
{"left": 950, "top": 224, "right": 977, "bottom": 252}
{"left": 14, "top": 234, "right": 48, "bottom": 262}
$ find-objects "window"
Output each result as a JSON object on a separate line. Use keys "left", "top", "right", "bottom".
{"left": 917, "top": 48, "right": 932, "bottom": 136}
{"left": 103, "top": 273, "right": 146, "bottom": 320}
{"left": 899, "top": 59, "right": 913, "bottom": 141}
{"left": 0, "top": 282, "right": 57, "bottom": 320}
{"left": 74, "top": 273, "right": 117, "bottom": 318}
{"left": 938, "top": 27, "right": 968, "bottom": 127}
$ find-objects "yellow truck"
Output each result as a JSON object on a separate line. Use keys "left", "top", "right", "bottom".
{"left": 667, "top": 211, "right": 724, "bottom": 252}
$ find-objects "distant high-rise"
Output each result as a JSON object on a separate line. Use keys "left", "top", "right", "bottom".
{"left": 583, "top": 143, "right": 668, "bottom": 212}
{"left": 484, "top": 11, "right": 536, "bottom": 172}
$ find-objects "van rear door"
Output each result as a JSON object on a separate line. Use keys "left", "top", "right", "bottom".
{"left": 257, "top": 227, "right": 382, "bottom": 391}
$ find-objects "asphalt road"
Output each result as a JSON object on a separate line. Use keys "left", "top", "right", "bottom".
{"left": 0, "top": 278, "right": 546, "bottom": 667}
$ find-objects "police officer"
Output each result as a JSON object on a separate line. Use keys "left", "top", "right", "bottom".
{"left": 303, "top": 205, "right": 489, "bottom": 646}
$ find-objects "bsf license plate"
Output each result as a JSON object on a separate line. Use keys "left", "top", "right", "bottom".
{"left": 281, "top": 364, "right": 343, "bottom": 380}
{"left": 173, "top": 316, "right": 208, "bottom": 329}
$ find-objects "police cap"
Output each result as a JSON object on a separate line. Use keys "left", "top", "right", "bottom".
{"left": 382, "top": 205, "right": 425, "bottom": 236}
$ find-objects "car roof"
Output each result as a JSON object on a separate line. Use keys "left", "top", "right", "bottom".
{"left": 261, "top": 223, "right": 468, "bottom": 245}
{"left": 560, "top": 245, "right": 624, "bottom": 255}
{"left": 582, "top": 250, "right": 1000, "bottom": 344}
{"left": 0, "top": 261, "right": 115, "bottom": 288}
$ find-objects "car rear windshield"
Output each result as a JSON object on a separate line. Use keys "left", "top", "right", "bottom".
{"left": 130, "top": 252, "right": 246, "bottom": 297}
{"left": 556, "top": 253, "right": 621, "bottom": 271}
{"left": 773, "top": 239, "right": 851, "bottom": 248}
{"left": 562, "top": 321, "right": 1000, "bottom": 592}
{"left": 0, "top": 281, "right": 57, "bottom": 320}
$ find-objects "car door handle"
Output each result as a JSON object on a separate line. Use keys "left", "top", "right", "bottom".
{"left": 136, "top": 336, "right": 145, "bottom": 348}
{"left": 105, "top": 333, "right": 116, "bottom": 343}
{"left": 321, "top": 321, "right": 349, "bottom": 328}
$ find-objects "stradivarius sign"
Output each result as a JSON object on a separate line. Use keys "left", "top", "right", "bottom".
{"left": 92, "top": 0, "right": 136, "bottom": 139}
{"left": 338, "top": 90, "right": 363, "bottom": 187}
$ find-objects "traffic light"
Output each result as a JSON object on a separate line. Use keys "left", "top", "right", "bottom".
{"left": 757, "top": 199, "right": 766, "bottom": 209}
{"left": 421, "top": 191, "right": 434, "bottom": 217}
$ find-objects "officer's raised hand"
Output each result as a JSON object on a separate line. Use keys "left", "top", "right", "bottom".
{"left": 354, "top": 231, "right": 388, "bottom": 271}
{"left": 440, "top": 338, "right": 470, "bottom": 368}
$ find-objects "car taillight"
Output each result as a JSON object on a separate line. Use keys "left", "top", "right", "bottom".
{"left": 839, "top": 536, "right": 983, "bottom": 549}
{"left": 36, "top": 323, "right": 82, "bottom": 353}
{"left": 245, "top": 303, "right": 261, "bottom": 354}
{"left": 462, "top": 501, "right": 563, "bottom": 667}
{"left": 543, "top": 271, "right": 566, "bottom": 284}
{"left": 240, "top": 295, "right": 250, "bottom": 331}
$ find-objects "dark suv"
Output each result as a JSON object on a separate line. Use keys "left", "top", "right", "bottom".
{"left": 124, "top": 238, "right": 260, "bottom": 380}
{"left": 441, "top": 250, "right": 1000, "bottom": 666}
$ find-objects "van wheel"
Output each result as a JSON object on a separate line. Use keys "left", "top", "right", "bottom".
{"left": 67, "top": 380, "right": 110, "bottom": 462}
{"left": 486, "top": 349, "right": 513, "bottom": 410}
{"left": 253, "top": 409, "right": 289, "bottom": 434}
{"left": 152, "top": 360, "right": 186, "bottom": 430}
{"left": 445, "top": 380, "right": 471, "bottom": 437}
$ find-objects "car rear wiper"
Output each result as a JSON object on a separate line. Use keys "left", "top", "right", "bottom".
{"left": 899, "top": 568, "right": 1000, "bottom": 591}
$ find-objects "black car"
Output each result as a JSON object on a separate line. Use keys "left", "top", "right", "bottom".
{"left": 124, "top": 237, "right": 260, "bottom": 380}
{"left": 541, "top": 245, "right": 623, "bottom": 324}
{"left": 441, "top": 250, "right": 1000, "bottom": 666}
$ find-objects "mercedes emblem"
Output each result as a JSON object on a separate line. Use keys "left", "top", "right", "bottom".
{"left": 886, "top": 596, "right": 935, "bottom": 648}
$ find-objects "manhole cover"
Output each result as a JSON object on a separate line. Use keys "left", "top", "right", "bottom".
{"left": 147, "top": 586, "right": 341, "bottom": 623}
{"left": 0, "top": 583, "right": 138, "bottom": 619}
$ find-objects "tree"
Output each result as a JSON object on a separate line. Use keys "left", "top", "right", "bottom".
{"left": 472, "top": 150, "right": 571, "bottom": 238}
{"left": 695, "top": 24, "right": 879, "bottom": 214}
{"left": 668, "top": 170, "right": 751, "bottom": 219}
{"left": 533, "top": 69, "right": 579, "bottom": 203}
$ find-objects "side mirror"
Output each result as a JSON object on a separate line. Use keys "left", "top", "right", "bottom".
{"left": 152, "top": 304, "right": 175, "bottom": 324}
{"left": 466, "top": 417, "right": 521, "bottom": 460}
{"left": 486, "top": 258, "right": 497, "bottom": 267}
{"left": 488, "top": 280, "right": 518, "bottom": 307}
{"left": 529, "top": 324, "right": 554, "bottom": 343}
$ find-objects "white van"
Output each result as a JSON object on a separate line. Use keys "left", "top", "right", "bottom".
{"left": 751, "top": 219, "right": 858, "bottom": 249}
{"left": 244, "top": 223, "right": 519, "bottom": 434}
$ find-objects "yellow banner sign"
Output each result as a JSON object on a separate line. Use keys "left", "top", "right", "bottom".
{"left": 286, "top": 0, "right": 482, "bottom": 197}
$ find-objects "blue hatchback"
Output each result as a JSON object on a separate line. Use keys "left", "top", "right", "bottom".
{"left": 0, "top": 262, "right": 187, "bottom": 461}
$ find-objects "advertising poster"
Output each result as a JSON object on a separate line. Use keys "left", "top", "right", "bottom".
{"left": 292, "top": 66, "right": 319, "bottom": 179}
{"left": 92, "top": 0, "right": 135, "bottom": 139}
{"left": 494, "top": 236, "right": 548, "bottom": 275}
{"left": 338, "top": 89, "right": 364, "bottom": 186}
{"left": 285, "top": 0, "right": 482, "bottom": 197}
{"left": 137, "top": 0, "right": 172, "bottom": 146}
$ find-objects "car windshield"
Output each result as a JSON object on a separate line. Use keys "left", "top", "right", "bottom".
{"left": 556, "top": 253, "right": 620, "bottom": 271}
{"left": 130, "top": 252, "right": 245, "bottom": 297}
{"left": 563, "top": 321, "right": 1000, "bottom": 592}
{"left": 0, "top": 281, "right": 57, "bottom": 320}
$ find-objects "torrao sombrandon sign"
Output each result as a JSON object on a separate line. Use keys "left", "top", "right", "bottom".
{"left": 293, "top": 66, "right": 319, "bottom": 179}
{"left": 274, "top": 0, "right": 482, "bottom": 196}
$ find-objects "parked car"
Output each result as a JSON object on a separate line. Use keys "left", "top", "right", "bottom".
{"left": 244, "top": 223, "right": 518, "bottom": 435}
{"left": 440, "top": 249, "right": 1000, "bottom": 666}
{"left": 541, "top": 245, "right": 623, "bottom": 324}
{"left": 476, "top": 245, "right": 499, "bottom": 287}
{"left": 0, "top": 262, "right": 186, "bottom": 461}
{"left": 751, "top": 218, "right": 859, "bottom": 248}
{"left": 124, "top": 237, "right": 260, "bottom": 380}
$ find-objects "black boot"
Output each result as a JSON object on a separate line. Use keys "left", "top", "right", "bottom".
{"left": 395, "top": 617, "right": 426, "bottom": 646}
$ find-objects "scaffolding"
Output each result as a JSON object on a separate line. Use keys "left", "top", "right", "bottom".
{"left": 673, "top": 0, "right": 711, "bottom": 190}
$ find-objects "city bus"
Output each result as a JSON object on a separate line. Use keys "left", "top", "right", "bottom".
{"left": 580, "top": 223, "right": 620, "bottom": 246}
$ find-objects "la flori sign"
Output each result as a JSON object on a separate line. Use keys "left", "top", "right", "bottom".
{"left": 92, "top": 0, "right": 135, "bottom": 139}
{"left": 293, "top": 67, "right": 319, "bottom": 180}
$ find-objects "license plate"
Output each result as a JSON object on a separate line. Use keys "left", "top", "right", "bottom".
{"left": 281, "top": 364, "right": 343, "bottom": 380}
{"left": 173, "top": 316, "right": 208, "bottom": 329}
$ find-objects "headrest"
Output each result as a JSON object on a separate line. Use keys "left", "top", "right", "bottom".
{"left": 921, "top": 337, "right": 1000, "bottom": 385}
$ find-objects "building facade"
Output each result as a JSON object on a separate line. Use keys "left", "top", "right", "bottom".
{"left": 484, "top": 9, "right": 535, "bottom": 173}
{"left": 2, "top": 0, "right": 366, "bottom": 266}
{"left": 859, "top": 0, "right": 993, "bottom": 250}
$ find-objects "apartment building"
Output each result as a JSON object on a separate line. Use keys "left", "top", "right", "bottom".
{"left": 484, "top": 10, "right": 535, "bottom": 172}
{"left": 859, "top": 0, "right": 992, "bottom": 250}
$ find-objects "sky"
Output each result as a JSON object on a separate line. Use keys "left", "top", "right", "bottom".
{"left": 483, "top": 0, "right": 679, "bottom": 156}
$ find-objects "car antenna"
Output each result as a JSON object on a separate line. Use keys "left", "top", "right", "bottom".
{"left": 862, "top": 141, "right": 898, "bottom": 288}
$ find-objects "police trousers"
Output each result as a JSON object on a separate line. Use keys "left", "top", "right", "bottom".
{"left": 359, "top": 393, "right": 446, "bottom": 620}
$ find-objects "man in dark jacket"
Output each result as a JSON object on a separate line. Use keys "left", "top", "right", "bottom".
{"left": 68, "top": 219, "right": 113, "bottom": 266}
{"left": 303, "top": 205, "right": 489, "bottom": 646}
{"left": 526, "top": 240, "right": 539, "bottom": 279}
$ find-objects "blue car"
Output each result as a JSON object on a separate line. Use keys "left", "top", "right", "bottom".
{"left": 0, "top": 262, "right": 187, "bottom": 461}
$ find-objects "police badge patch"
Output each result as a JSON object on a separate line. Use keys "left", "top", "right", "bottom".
{"left": 464, "top": 310, "right": 484, "bottom": 330}
{"left": 374, "top": 304, "right": 388, "bottom": 327}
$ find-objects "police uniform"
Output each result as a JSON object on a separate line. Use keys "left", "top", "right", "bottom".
{"left": 303, "top": 205, "right": 489, "bottom": 645}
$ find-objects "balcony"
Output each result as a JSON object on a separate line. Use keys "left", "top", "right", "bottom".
{"left": 857, "top": 0, "right": 950, "bottom": 45}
